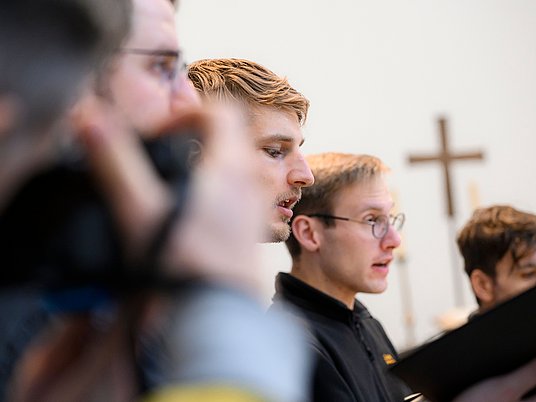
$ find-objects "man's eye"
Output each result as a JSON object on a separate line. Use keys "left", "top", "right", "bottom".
{"left": 364, "top": 215, "right": 378, "bottom": 224}
{"left": 264, "top": 147, "right": 284, "bottom": 158}
{"left": 151, "top": 57, "right": 177, "bottom": 81}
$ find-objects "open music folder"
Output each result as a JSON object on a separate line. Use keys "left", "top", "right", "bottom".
{"left": 390, "top": 285, "right": 536, "bottom": 402}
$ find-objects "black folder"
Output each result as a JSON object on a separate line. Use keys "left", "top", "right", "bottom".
{"left": 390, "top": 285, "right": 536, "bottom": 402}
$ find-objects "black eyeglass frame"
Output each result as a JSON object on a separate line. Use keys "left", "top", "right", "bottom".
{"left": 307, "top": 212, "right": 405, "bottom": 239}
{"left": 121, "top": 48, "right": 182, "bottom": 58}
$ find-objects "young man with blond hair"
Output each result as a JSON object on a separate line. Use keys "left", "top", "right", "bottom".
{"left": 133, "top": 58, "right": 317, "bottom": 402}
{"left": 273, "top": 152, "right": 411, "bottom": 401}
{"left": 188, "top": 58, "right": 314, "bottom": 242}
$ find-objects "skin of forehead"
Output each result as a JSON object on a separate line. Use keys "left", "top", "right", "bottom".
{"left": 334, "top": 177, "right": 394, "bottom": 216}
{"left": 250, "top": 108, "right": 304, "bottom": 144}
{"left": 128, "top": 0, "right": 178, "bottom": 49}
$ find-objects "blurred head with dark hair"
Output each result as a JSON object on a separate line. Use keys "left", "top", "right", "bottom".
{"left": 0, "top": 0, "right": 131, "bottom": 210}
{"left": 0, "top": 0, "right": 130, "bottom": 136}
{"left": 457, "top": 205, "right": 536, "bottom": 311}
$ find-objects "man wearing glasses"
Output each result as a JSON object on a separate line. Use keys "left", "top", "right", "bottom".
{"left": 103, "top": 0, "right": 200, "bottom": 136}
{"left": 272, "top": 152, "right": 413, "bottom": 401}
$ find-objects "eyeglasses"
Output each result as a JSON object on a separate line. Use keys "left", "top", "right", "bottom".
{"left": 307, "top": 212, "right": 405, "bottom": 239}
{"left": 121, "top": 48, "right": 185, "bottom": 83}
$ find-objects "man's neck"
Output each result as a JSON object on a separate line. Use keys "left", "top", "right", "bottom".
{"left": 290, "top": 261, "right": 355, "bottom": 309}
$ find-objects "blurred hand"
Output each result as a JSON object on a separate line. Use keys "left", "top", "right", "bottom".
{"left": 71, "top": 91, "right": 174, "bottom": 257}
{"left": 452, "top": 358, "right": 536, "bottom": 402}
{"left": 159, "top": 101, "right": 267, "bottom": 294}
{"left": 71, "top": 93, "right": 266, "bottom": 294}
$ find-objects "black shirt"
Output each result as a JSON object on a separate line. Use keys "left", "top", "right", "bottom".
{"left": 272, "top": 272, "right": 413, "bottom": 402}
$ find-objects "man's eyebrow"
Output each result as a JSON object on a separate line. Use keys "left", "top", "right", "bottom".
{"left": 256, "top": 134, "right": 305, "bottom": 146}
{"left": 358, "top": 202, "right": 396, "bottom": 214}
{"left": 121, "top": 48, "right": 180, "bottom": 58}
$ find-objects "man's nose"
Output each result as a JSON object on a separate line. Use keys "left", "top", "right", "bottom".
{"left": 380, "top": 223, "right": 402, "bottom": 250}
{"left": 170, "top": 73, "right": 202, "bottom": 112}
{"left": 288, "top": 154, "right": 314, "bottom": 188}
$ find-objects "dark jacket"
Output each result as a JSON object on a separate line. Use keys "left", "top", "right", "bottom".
{"left": 272, "top": 272, "right": 413, "bottom": 402}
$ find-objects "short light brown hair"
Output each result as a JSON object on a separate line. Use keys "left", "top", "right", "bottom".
{"left": 286, "top": 153, "right": 389, "bottom": 258}
{"left": 457, "top": 205, "right": 536, "bottom": 278}
{"left": 187, "top": 58, "right": 309, "bottom": 125}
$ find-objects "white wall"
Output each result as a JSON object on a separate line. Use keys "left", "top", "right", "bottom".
{"left": 177, "top": 0, "right": 536, "bottom": 349}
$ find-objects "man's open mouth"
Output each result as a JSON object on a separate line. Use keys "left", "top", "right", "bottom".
{"left": 277, "top": 196, "right": 299, "bottom": 210}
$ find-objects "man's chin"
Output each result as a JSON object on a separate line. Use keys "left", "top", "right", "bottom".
{"left": 263, "top": 222, "right": 291, "bottom": 243}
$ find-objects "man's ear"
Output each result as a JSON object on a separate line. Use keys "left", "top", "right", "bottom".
{"left": 470, "top": 269, "right": 495, "bottom": 306}
{"left": 291, "top": 216, "right": 321, "bottom": 252}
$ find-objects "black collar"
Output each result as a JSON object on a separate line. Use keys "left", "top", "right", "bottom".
{"left": 274, "top": 272, "right": 372, "bottom": 323}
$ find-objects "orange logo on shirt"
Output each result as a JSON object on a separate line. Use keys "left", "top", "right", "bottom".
{"left": 383, "top": 354, "right": 397, "bottom": 365}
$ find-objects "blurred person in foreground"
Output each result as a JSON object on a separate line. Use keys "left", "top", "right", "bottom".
{"left": 0, "top": 0, "right": 311, "bottom": 401}
{"left": 88, "top": 4, "right": 313, "bottom": 401}
{"left": 0, "top": 0, "right": 130, "bottom": 397}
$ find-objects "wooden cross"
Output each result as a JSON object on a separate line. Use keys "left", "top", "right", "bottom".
{"left": 408, "top": 117, "right": 484, "bottom": 217}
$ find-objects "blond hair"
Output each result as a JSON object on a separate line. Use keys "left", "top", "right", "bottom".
{"left": 188, "top": 58, "right": 309, "bottom": 124}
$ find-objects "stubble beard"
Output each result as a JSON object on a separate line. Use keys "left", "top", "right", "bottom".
{"left": 265, "top": 219, "right": 291, "bottom": 243}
